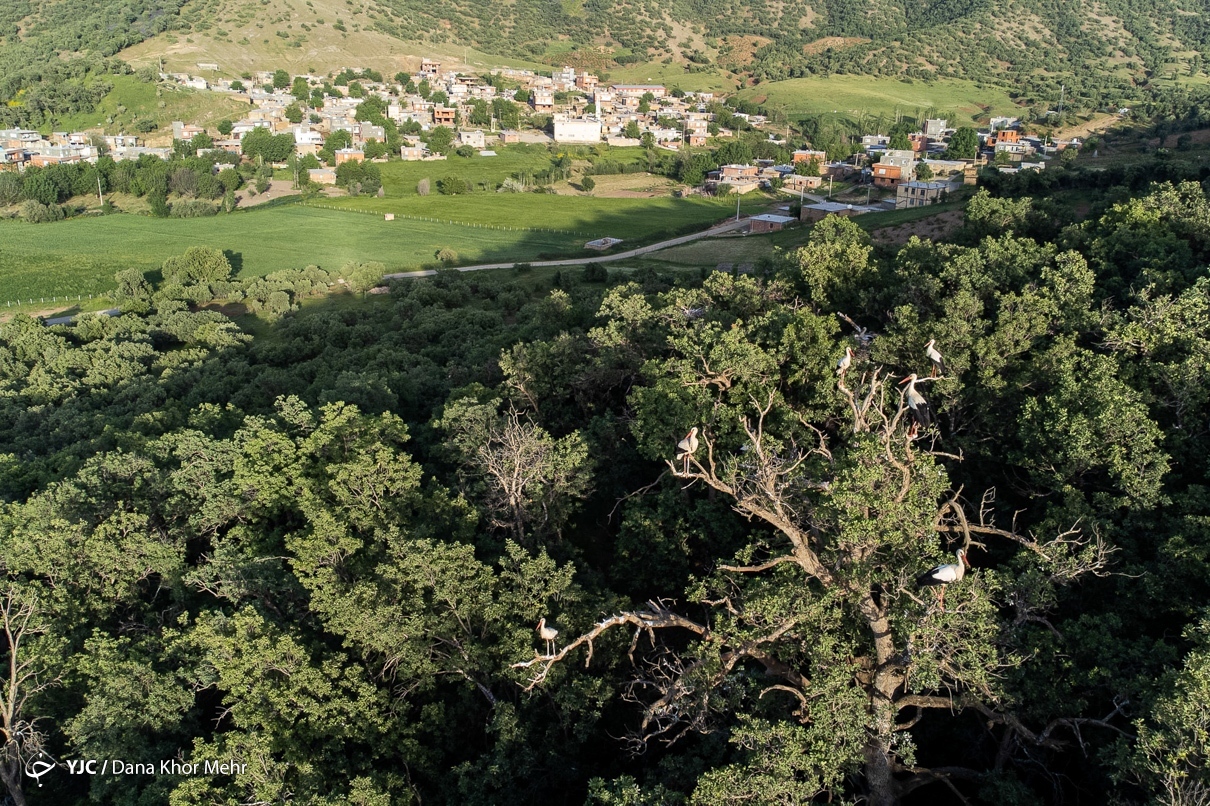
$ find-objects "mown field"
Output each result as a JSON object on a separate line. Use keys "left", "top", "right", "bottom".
{"left": 736, "top": 76, "right": 1020, "bottom": 124}
{"left": 0, "top": 189, "right": 761, "bottom": 305}
{"left": 0, "top": 205, "right": 578, "bottom": 304}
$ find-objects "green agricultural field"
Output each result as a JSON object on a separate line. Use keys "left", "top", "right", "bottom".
{"left": 50, "top": 76, "right": 248, "bottom": 138}
{"left": 736, "top": 76, "right": 1021, "bottom": 124}
{"left": 0, "top": 205, "right": 578, "bottom": 304}
{"left": 0, "top": 191, "right": 760, "bottom": 304}
{"left": 323, "top": 191, "right": 757, "bottom": 242}
{"left": 374, "top": 145, "right": 609, "bottom": 196}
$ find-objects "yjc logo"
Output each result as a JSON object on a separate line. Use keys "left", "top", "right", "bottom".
{"left": 23, "top": 752, "right": 54, "bottom": 787}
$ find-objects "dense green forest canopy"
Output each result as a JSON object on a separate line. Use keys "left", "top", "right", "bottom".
{"left": 3, "top": 156, "right": 1210, "bottom": 803}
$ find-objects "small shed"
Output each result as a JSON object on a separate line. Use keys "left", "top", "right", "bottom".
{"left": 585, "top": 237, "right": 623, "bottom": 251}
{"left": 748, "top": 213, "right": 797, "bottom": 233}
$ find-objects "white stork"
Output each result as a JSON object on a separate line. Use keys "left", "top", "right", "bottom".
{"left": 675, "top": 427, "right": 700, "bottom": 473}
{"left": 836, "top": 346, "right": 853, "bottom": 377}
{"left": 536, "top": 618, "right": 559, "bottom": 656}
{"left": 925, "top": 339, "right": 946, "bottom": 377}
{"left": 899, "top": 374, "right": 933, "bottom": 436}
{"left": 916, "top": 548, "right": 970, "bottom": 609}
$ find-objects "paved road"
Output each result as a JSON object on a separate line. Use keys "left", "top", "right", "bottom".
{"left": 43, "top": 309, "right": 120, "bottom": 326}
{"left": 382, "top": 217, "right": 752, "bottom": 280}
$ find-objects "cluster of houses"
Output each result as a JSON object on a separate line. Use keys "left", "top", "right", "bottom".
{"left": 702, "top": 116, "right": 1081, "bottom": 214}
{"left": 2, "top": 58, "right": 1081, "bottom": 220}
{"left": 0, "top": 128, "right": 168, "bottom": 170}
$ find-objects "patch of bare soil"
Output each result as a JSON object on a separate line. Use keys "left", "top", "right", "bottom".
{"left": 1162, "top": 128, "right": 1210, "bottom": 148}
{"left": 802, "top": 36, "right": 869, "bottom": 55}
{"left": 871, "top": 210, "right": 964, "bottom": 247}
{"left": 236, "top": 179, "right": 343, "bottom": 207}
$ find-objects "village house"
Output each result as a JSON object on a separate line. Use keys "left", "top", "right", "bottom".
{"left": 799, "top": 201, "right": 875, "bottom": 222}
{"left": 29, "top": 148, "right": 82, "bottom": 167}
{"left": 576, "top": 73, "right": 599, "bottom": 92}
{"left": 792, "top": 149, "right": 827, "bottom": 165}
{"left": 531, "top": 89, "right": 554, "bottom": 113}
{"left": 872, "top": 163, "right": 905, "bottom": 188}
{"left": 0, "top": 148, "right": 27, "bottom": 171}
{"left": 334, "top": 148, "right": 365, "bottom": 165}
{"left": 459, "top": 129, "right": 487, "bottom": 149}
{"left": 498, "top": 130, "right": 521, "bottom": 144}
{"left": 433, "top": 106, "right": 457, "bottom": 126}
{"left": 748, "top": 213, "right": 797, "bottom": 233}
{"left": 924, "top": 118, "right": 948, "bottom": 137}
{"left": 400, "top": 144, "right": 426, "bottom": 160}
{"left": 783, "top": 174, "right": 823, "bottom": 192}
{"left": 554, "top": 118, "right": 602, "bottom": 144}
{"left": 308, "top": 167, "right": 337, "bottom": 185}
{"left": 421, "top": 59, "right": 441, "bottom": 76}
{"left": 172, "top": 121, "right": 205, "bottom": 140}
{"left": 611, "top": 84, "right": 666, "bottom": 99}
{"left": 896, "top": 180, "right": 949, "bottom": 209}
{"left": 552, "top": 66, "right": 577, "bottom": 90}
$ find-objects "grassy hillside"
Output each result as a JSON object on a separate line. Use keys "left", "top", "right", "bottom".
{"left": 119, "top": 0, "right": 549, "bottom": 77}
{"left": 49, "top": 75, "right": 247, "bottom": 140}
{"left": 737, "top": 76, "right": 1021, "bottom": 124}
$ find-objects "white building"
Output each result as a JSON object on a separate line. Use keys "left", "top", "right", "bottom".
{"left": 554, "top": 118, "right": 602, "bottom": 144}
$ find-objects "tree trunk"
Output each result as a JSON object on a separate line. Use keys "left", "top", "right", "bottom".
{"left": 859, "top": 592, "right": 902, "bottom": 806}
{"left": 864, "top": 736, "right": 898, "bottom": 806}
{"left": 0, "top": 760, "right": 28, "bottom": 806}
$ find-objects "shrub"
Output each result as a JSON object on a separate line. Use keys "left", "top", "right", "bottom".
{"left": 581, "top": 176, "right": 595, "bottom": 192}
{"left": 582, "top": 264, "right": 608, "bottom": 282}
{"left": 21, "top": 201, "right": 65, "bottom": 223}
{"left": 437, "top": 176, "right": 468, "bottom": 195}
{"left": 455, "top": 145, "right": 475, "bottom": 158}
{"left": 417, "top": 178, "right": 430, "bottom": 196}
{"left": 435, "top": 248, "right": 459, "bottom": 264}
{"left": 170, "top": 200, "right": 219, "bottom": 218}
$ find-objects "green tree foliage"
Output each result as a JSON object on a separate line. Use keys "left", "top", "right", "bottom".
{"left": 946, "top": 126, "right": 979, "bottom": 159}
{"left": 241, "top": 127, "right": 296, "bottom": 162}
{"left": 7, "top": 173, "right": 1210, "bottom": 806}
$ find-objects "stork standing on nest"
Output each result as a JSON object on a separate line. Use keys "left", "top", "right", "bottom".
{"left": 675, "top": 427, "right": 700, "bottom": 474}
{"left": 925, "top": 339, "right": 946, "bottom": 377}
{"left": 536, "top": 618, "right": 558, "bottom": 656}
{"left": 917, "top": 548, "right": 970, "bottom": 610}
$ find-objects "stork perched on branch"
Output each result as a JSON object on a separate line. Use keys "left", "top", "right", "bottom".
{"left": 925, "top": 339, "right": 946, "bottom": 377}
{"left": 836, "top": 346, "right": 853, "bottom": 377}
{"left": 899, "top": 373, "right": 933, "bottom": 437}
{"left": 536, "top": 618, "right": 558, "bottom": 656}
{"left": 917, "top": 548, "right": 970, "bottom": 609}
{"left": 675, "top": 427, "right": 700, "bottom": 474}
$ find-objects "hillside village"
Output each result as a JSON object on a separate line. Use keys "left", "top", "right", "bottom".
{"left": 0, "top": 58, "right": 1085, "bottom": 223}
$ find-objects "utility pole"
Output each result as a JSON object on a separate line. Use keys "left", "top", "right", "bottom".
{"left": 828, "top": 175, "right": 833, "bottom": 199}
{"left": 96, "top": 172, "right": 104, "bottom": 206}
{"left": 735, "top": 193, "right": 741, "bottom": 222}
{"left": 1058, "top": 84, "right": 1065, "bottom": 122}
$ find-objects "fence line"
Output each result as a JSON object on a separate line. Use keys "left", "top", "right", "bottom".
{"left": 4, "top": 293, "right": 96, "bottom": 309}
{"left": 301, "top": 203, "right": 602, "bottom": 239}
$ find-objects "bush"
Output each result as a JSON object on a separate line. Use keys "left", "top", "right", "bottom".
{"left": 20, "top": 201, "right": 65, "bottom": 223}
{"left": 170, "top": 200, "right": 219, "bottom": 218}
{"left": 435, "top": 248, "right": 459, "bottom": 264}
{"left": 417, "top": 178, "right": 430, "bottom": 196}
{"left": 437, "top": 176, "right": 469, "bottom": 195}
{"left": 455, "top": 145, "right": 476, "bottom": 158}
{"left": 581, "top": 176, "right": 595, "bottom": 192}
{"left": 582, "top": 264, "right": 608, "bottom": 282}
